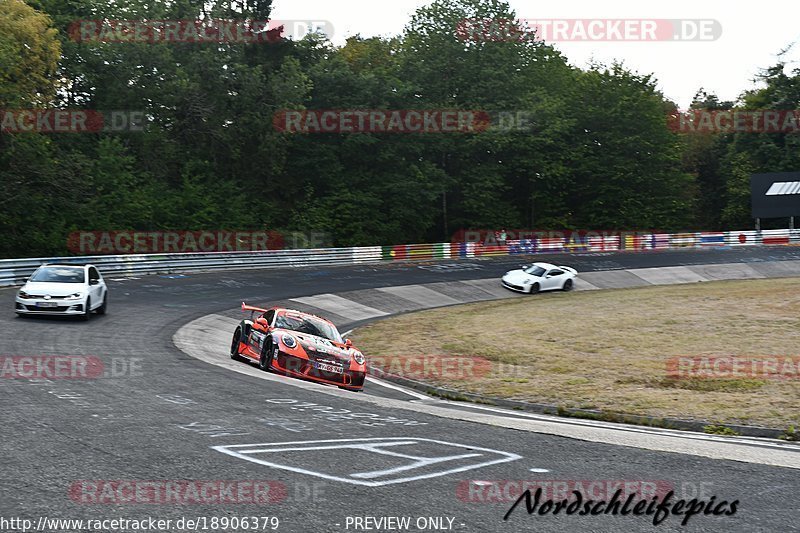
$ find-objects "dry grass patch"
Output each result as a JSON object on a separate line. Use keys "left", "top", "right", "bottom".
{"left": 353, "top": 278, "right": 800, "bottom": 428}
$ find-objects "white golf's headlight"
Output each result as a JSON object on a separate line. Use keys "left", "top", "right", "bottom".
{"left": 281, "top": 334, "right": 297, "bottom": 349}
{"left": 18, "top": 290, "right": 31, "bottom": 299}
{"left": 66, "top": 292, "right": 83, "bottom": 299}
{"left": 352, "top": 351, "right": 365, "bottom": 365}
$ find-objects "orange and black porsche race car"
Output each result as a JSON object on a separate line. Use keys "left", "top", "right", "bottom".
{"left": 230, "top": 303, "right": 367, "bottom": 391}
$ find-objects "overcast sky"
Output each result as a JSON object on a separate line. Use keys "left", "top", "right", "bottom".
{"left": 271, "top": 0, "right": 800, "bottom": 108}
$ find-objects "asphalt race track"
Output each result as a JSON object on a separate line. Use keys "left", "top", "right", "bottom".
{"left": 1, "top": 246, "right": 799, "bottom": 533}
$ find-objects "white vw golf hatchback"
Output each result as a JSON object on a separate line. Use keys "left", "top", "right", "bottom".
{"left": 15, "top": 264, "right": 108, "bottom": 320}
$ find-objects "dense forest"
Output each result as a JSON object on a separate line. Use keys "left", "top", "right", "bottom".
{"left": 1, "top": 0, "right": 799, "bottom": 257}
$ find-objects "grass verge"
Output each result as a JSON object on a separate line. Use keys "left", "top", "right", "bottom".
{"left": 352, "top": 278, "right": 800, "bottom": 429}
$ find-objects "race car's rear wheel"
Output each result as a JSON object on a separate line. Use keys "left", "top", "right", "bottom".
{"left": 259, "top": 340, "right": 276, "bottom": 371}
{"left": 230, "top": 327, "right": 243, "bottom": 360}
{"left": 528, "top": 283, "right": 540, "bottom": 294}
{"left": 562, "top": 279, "right": 573, "bottom": 291}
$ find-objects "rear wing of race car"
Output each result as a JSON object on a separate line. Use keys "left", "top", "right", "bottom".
{"left": 559, "top": 266, "right": 578, "bottom": 275}
{"left": 242, "top": 302, "right": 268, "bottom": 319}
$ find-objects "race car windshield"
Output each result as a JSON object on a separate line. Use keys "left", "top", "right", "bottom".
{"left": 275, "top": 314, "right": 343, "bottom": 343}
{"left": 523, "top": 265, "right": 546, "bottom": 277}
{"left": 29, "top": 267, "right": 85, "bottom": 283}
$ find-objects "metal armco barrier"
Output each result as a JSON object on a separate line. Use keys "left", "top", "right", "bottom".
{"left": 1, "top": 229, "right": 798, "bottom": 287}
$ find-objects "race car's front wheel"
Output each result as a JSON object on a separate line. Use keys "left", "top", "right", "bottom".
{"left": 81, "top": 298, "right": 91, "bottom": 321}
{"left": 259, "top": 341, "right": 276, "bottom": 371}
{"left": 96, "top": 292, "right": 107, "bottom": 315}
{"left": 528, "top": 283, "right": 540, "bottom": 294}
{"left": 230, "top": 327, "right": 243, "bottom": 360}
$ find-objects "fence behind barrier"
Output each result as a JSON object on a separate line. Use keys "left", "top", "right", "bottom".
{"left": 0, "top": 229, "right": 797, "bottom": 286}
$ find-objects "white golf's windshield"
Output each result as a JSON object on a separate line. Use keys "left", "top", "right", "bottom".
{"left": 275, "top": 313, "right": 343, "bottom": 343}
{"left": 29, "top": 266, "right": 85, "bottom": 283}
{"left": 523, "top": 265, "right": 546, "bottom": 277}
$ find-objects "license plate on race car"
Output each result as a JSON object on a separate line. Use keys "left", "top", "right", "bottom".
{"left": 314, "top": 362, "right": 343, "bottom": 374}
{"left": 36, "top": 302, "right": 58, "bottom": 308}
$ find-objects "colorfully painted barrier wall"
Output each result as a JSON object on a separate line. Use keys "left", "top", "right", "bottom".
{"left": 1, "top": 229, "right": 797, "bottom": 286}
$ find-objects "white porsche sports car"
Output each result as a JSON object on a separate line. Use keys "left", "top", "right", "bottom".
{"left": 501, "top": 262, "right": 578, "bottom": 294}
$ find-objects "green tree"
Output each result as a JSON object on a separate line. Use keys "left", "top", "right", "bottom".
{"left": 0, "top": 0, "right": 61, "bottom": 107}
{"left": 719, "top": 63, "right": 800, "bottom": 227}
{"left": 564, "top": 63, "right": 694, "bottom": 229}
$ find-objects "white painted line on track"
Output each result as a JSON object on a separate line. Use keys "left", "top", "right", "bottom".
{"left": 212, "top": 437, "right": 521, "bottom": 487}
{"left": 366, "top": 376, "right": 434, "bottom": 401}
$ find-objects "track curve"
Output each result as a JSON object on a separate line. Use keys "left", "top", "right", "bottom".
{"left": 2, "top": 246, "right": 799, "bottom": 533}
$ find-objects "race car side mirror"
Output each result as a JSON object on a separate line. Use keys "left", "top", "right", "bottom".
{"left": 344, "top": 339, "right": 353, "bottom": 348}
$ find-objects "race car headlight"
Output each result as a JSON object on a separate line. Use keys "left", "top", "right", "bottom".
{"left": 281, "top": 334, "right": 297, "bottom": 349}
{"left": 352, "top": 351, "right": 365, "bottom": 365}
